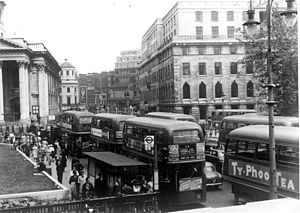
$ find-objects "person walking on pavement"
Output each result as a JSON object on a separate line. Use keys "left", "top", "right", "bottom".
{"left": 56, "top": 159, "right": 64, "bottom": 184}
{"left": 95, "top": 174, "right": 106, "bottom": 197}
{"left": 69, "top": 170, "right": 79, "bottom": 200}
{"left": 82, "top": 177, "right": 94, "bottom": 200}
{"left": 60, "top": 149, "right": 68, "bottom": 171}
{"left": 78, "top": 170, "right": 87, "bottom": 198}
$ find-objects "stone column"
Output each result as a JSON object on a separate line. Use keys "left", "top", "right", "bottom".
{"left": 0, "top": 61, "right": 4, "bottom": 123}
{"left": 18, "top": 61, "right": 30, "bottom": 122}
{"left": 38, "top": 64, "right": 49, "bottom": 124}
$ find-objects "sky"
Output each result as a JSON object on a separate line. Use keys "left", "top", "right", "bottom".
{"left": 3, "top": 0, "right": 180, "bottom": 74}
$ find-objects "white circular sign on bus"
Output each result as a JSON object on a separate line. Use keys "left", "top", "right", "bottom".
{"left": 144, "top": 135, "right": 154, "bottom": 144}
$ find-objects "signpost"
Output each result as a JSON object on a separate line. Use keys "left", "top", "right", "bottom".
{"left": 145, "top": 135, "right": 159, "bottom": 191}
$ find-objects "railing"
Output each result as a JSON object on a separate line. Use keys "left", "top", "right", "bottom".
{"left": 0, "top": 193, "right": 159, "bottom": 213}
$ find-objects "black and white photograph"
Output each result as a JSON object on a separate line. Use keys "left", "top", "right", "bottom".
{"left": 0, "top": 0, "right": 299, "bottom": 212}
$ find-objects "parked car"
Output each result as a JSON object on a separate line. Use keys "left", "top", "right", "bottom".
{"left": 204, "top": 161, "right": 222, "bottom": 188}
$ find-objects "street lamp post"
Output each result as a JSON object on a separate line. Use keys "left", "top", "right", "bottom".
{"left": 243, "top": 0, "right": 297, "bottom": 199}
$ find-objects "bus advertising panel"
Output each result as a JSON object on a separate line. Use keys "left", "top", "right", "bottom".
{"left": 228, "top": 159, "right": 299, "bottom": 193}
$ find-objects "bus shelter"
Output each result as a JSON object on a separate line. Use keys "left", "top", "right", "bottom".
{"left": 84, "top": 152, "right": 155, "bottom": 195}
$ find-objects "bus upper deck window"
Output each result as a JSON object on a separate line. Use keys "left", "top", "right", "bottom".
{"left": 227, "top": 122, "right": 235, "bottom": 130}
{"left": 237, "top": 141, "right": 256, "bottom": 159}
{"left": 226, "top": 140, "right": 237, "bottom": 154}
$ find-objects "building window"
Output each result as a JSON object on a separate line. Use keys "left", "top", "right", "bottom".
{"left": 72, "top": 70, "right": 74, "bottom": 75}
{"left": 75, "top": 96, "right": 77, "bottom": 105}
{"left": 212, "top": 26, "right": 219, "bottom": 38}
{"left": 67, "top": 87, "right": 70, "bottom": 93}
{"left": 242, "top": 11, "right": 248, "bottom": 21}
{"left": 196, "top": 26, "right": 203, "bottom": 39}
{"left": 227, "top": 11, "right": 234, "bottom": 21}
{"left": 231, "top": 81, "right": 238, "bottom": 97}
{"left": 215, "top": 82, "right": 223, "bottom": 98}
{"left": 183, "top": 82, "right": 190, "bottom": 99}
{"left": 182, "top": 47, "right": 189, "bottom": 55}
{"left": 195, "top": 11, "right": 203, "bottom": 22}
{"left": 198, "top": 47, "right": 205, "bottom": 55}
{"left": 246, "top": 61, "right": 253, "bottom": 74}
{"left": 247, "top": 81, "right": 254, "bottom": 97}
{"left": 231, "top": 104, "right": 239, "bottom": 109}
{"left": 247, "top": 104, "right": 255, "bottom": 109}
{"left": 230, "top": 46, "right": 237, "bottom": 54}
{"left": 182, "top": 63, "right": 190, "bottom": 75}
{"left": 66, "top": 70, "right": 69, "bottom": 75}
{"left": 199, "top": 82, "right": 206, "bottom": 98}
{"left": 211, "top": 11, "right": 218, "bottom": 21}
{"left": 213, "top": 46, "right": 221, "bottom": 54}
{"left": 74, "top": 87, "right": 77, "bottom": 93}
{"left": 259, "top": 11, "right": 267, "bottom": 23}
{"left": 230, "top": 62, "right": 238, "bottom": 74}
{"left": 215, "top": 62, "right": 222, "bottom": 75}
{"left": 67, "top": 97, "right": 71, "bottom": 105}
{"left": 199, "top": 63, "right": 206, "bottom": 75}
{"left": 227, "top": 26, "right": 235, "bottom": 38}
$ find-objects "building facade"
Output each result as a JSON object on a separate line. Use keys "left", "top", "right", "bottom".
{"left": 139, "top": 0, "right": 258, "bottom": 121}
{"left": 60, "top": 59, "right": 79, "bottom": 111}
{"left": 108, "top": 50, "right": 141, "bottom": 114}
{"left": 0, "top": 38, "right": 61, "bottom": 124}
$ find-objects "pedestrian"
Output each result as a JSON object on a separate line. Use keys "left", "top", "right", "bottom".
{"left": 73, "top": 159, "right": 84, "bottom": 173}
{"left": 82, "top": 177, "right": 94, "bottom": 199}
{"left": 69, "top": 170, "right": 79, "bottom": 200}
{"left": 55, "top": 141, "right": 62, "bottom": 161}
{"left": 60, "top": 149, "right": 68, "bottom": 171}
{"left": 95, "top": 173, "right": 106, "bottom": 197}
{"left": 113, "top": 178, "right": 122, "bottom": 197}
{"left": 56, "top": 159, "right": 64, "bottom": 184}
{"left": 78, "top": 170, "right": 87, "bottom": 198}
{"left": 32, "top": 143, "right": 38, "bottom": 162}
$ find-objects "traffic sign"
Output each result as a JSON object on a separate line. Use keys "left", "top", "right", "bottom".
{"left": 144, "top": 135, "right": 154, "bottom": 144}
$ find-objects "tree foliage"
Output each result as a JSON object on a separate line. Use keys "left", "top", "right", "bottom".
{"left": 239, "top": 8, "right": 298, "bottom": 116}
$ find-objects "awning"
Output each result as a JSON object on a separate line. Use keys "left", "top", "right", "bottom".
{"left": 83, "top": 152, "right": 148, "bottom": 167}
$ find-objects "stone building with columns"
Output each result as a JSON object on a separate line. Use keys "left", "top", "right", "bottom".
{"left": 0, "top": 37, "right": 61, "bottom": 124}
{"left": 139, "top": 0, "right": 258, "bottom": 121}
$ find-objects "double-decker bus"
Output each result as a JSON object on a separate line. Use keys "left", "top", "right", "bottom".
{"left": 223, "top": 125, "right": 299, "bottom": 203}
{"left": 218, "top": 115, "right": 299, "bottom": 145}
{"left": 60, "top": 111, "right": 94, "bottom": 156}
{"left": 122, "top": 117, "right": 206, "bottom": 204}
{"left": 146, "top": 112, "right": 196, "bottom": 122}
{"left": 90, "top": 113, "right": 135, "bottom": 153}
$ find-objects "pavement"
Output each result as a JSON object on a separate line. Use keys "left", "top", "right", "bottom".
{"left": 32, "top": 155, "right": 88, "bottom": 191}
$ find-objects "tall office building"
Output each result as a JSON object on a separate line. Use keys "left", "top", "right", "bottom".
{"left": 139, "top": 0, "right": 258, "bottom": 121}
{"left": 108, "top": 49, "right": 141, "bottom": 113}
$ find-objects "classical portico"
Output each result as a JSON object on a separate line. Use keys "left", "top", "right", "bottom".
{"left": 0, "top": 37, "right": 61, "bottom": 125}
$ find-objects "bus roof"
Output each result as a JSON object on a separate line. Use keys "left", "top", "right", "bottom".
{"left": 211, "top": 109, "right": 257, "bottom": 113}
{"left": 146, "top": 112, "right": 196, "bottom": 121}
{"left": 125, "top": 117, "right": 202, "bottom": 132}
{"left": 62, "top": 110, "right": 94, "bottom": 117}
{"left": 228, "top": 125, "right": 299, "bottom": 146}
{"left": 222, "top": 115, "right": 299, "bottom": 126}
{"left": 93, "top": 113, "right": 135, "bottom": 121}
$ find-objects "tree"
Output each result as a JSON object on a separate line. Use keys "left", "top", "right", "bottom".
{"left": 239, "top": 7, "right": 298, "bottom": 116}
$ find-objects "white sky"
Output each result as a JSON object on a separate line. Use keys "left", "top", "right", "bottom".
{"left": 3, "top": 0, "right": 180, "bottom": 74}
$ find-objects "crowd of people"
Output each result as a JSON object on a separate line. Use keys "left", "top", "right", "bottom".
{"left": 1, "top": 123, "right": 155, "bottom": 202}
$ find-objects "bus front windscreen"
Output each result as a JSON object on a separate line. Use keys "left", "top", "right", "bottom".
{"left": 173, "top": 130, "right": 200, "bottom": 143}
{"left": 79, "top": 117, "right": 92, "bottom": 124}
